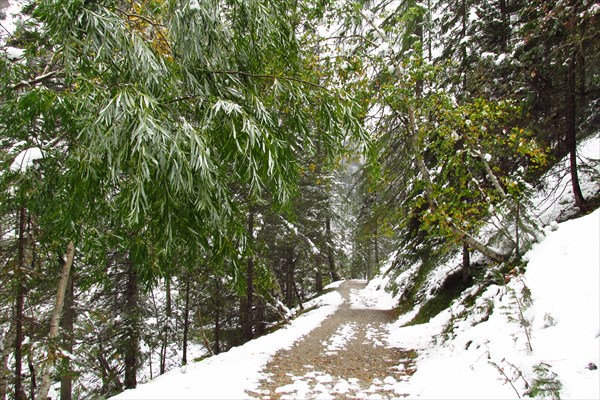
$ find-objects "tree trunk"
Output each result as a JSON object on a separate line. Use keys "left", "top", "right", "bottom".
{"left": 325, "top": 215, "right": 340, "bottom": 281}
{"left": 254, "top": 298, "right": 266, "bottom": 337}
{"left": 37, "top": 241, "right": 75, "bottom": 400}
{"left": 60, "top": 268, "right": 75, "bottom": 400}
{"left": 460, "top": 0, "right": 468, "bottom": 91}
{"left": 366, "top": 243, "right": 372, "bottom": 282}
{"left": 196, "top": 307, "right": 214, "bottom": 357}
{"left": 566, "top": 56, "right": 587, "bottom": 212}
{"left": 182, "top": 279, "right": 190, "bottom": 366}
{"left": 213, "top": 277, "right": 221, "bottom": 355}
{"left": 426, "top": 0, "right": 432, "bottom": 61}
{"left": 498, "top": 0, "right": 509, "bottom": 53}
{"left": 461, "top": 243, "right": 470, "bottom": 283}
{"left": 415, "top": 8, "right": 424, "bottom": 97}
{"left": 242, "top": 209, "right": 255, "bottom": 341}
{"left": 124, "top": 255, "right": 138, "bottom": 389}
{"left": 160, "top": 278, "right": 171, "bottom": 375}
{"left": 577, "top": 51, "right": 586, "bottom": 111}
{"left": 315, "top": 269, "right": 323, "bottom": 293}
{"left": 15, "top": 206, "right": 27, "bottom": 400}
{"left": 373, "top": 230, "right": 380, "bottom": 267}
{"left": 28, "top": 340, "right": 36, "bottom": 400}
{"left": 285, "top": 247, "right": 295, "bottom": 308}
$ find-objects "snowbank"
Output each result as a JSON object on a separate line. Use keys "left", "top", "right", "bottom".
{"left": 386, "top": 209, "right": 600, "bottom": 399}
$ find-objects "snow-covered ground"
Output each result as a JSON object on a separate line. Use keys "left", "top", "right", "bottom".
{"left": 385, "top": 207, "right": 599, "bottom": 399}
{"left": 109, "top": 202, "right": 599, "bottom": 399}
{"left": 111, "top": 285, "right": 344, "bottom": 399}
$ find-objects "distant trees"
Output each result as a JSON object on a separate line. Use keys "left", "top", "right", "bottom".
{"left": 316, "top": 0, "right": 598, "bottom": 277}
{"left": 519, "top": 0, "right": 599, "bottom": 212}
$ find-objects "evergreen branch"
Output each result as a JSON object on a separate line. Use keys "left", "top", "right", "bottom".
{"left": 489, "top": 359, "right": 522, "bottom": 399}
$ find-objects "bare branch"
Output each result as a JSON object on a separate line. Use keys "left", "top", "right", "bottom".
{"left": 210, "top": 70, "right": 329, "bottom": 91}
{"left": 10, "top": 71, "right": 61, "bottom": 91}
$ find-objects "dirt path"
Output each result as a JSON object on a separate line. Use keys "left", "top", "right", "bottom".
{"left": 249, "top": 281, "right": 416, "bottom": 399}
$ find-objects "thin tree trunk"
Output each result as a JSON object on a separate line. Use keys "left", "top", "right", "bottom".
{"left": 373, "top": 230, "right": 380, "bottom": 267}
{"left": 242, "top": 209, "right": 255, "bottom": 341}
{"left": 577, "top": 51, "right": 586, "bottom": 111}
{"left": 315, "top": 269, "right": 323, "bottom": 293}
{"left": 160, "top": 278, "right": 171, "bottom": 375}
{"left": 461, "top": 243, "right": 470, "bottom": 283}
{"left": 254, "top": 298, "right": 266, "bottom": 337}
{"left": 460, "top": 0, "right": 468, "bottom": 91}
{"left": 15, "top": 207, "right": 27, "bottom": 400}
{"left": 426, "top": 0, "right": 432, "bottom": 61}
{"left": 213, "top": 277, "right": 221, "bottom": 355}
{"left": 366, "top": 244, "right": 372, "bottom": 281}
{"left": 28, "top": 341, "right": 36, "bottom": 400}
{"left": 285, "top": 247, "right": 295, "bottom": 307}
{"left": 325, "top": 215, "right": 340, "bottom": 281}
{"left": 566, "top": 56, "right": 587, "bottom": 212}
{"left": 37, "top": 241, "right": 75, "bottom": 400}
{"left": 97, "top": 344, "right": 122, "bottom": 394}
{"left": 292, "top": 278, "right": 303, "bottom": 306}
{"left": 415, "top": 9, "right": 424, "bottom": 97}
{"left": 182, "top": 279, "right": 190, "bottom": 366}
{"left": 498, "top": 0, "right": 509, "bottom": 53}
{"left": 124, "top": 254, "right": 138, "bottom": 389}
{"left": 196, "top": 307, "right": 214, "bottom": 357}
{"left": 60, "top": 269, "right": 74, "bottom": 400}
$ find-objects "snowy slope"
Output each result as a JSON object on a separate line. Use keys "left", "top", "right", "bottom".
{"left": 386, "top": 208, "right": 599, "bottom": 399}
{"left": 378, "top": 134, "right": 600, "bottom": 399}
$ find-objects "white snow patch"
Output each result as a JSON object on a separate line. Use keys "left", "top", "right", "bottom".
{"left": 322, "top": 322, "right": 356, "bottom": 355}
{"left": 0, "top": 1, "right": 27, "bottom": 43}
{"left": 4, "top": 45, "right": 24, "bottom": 61}
{"left": 10, "top": 147, "right": 43, "bottom": 172}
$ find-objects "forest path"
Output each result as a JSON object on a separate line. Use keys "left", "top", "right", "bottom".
{"left": 248, "top": 280, "right": 416, "bottom": 399}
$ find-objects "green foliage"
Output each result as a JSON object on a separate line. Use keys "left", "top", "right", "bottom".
{"left": 526, "top": 363, "right": 563, "bottom": 399}
{"left": 502, "top": 280, "right": 534, "bottom": 353}
{"left": 1, "top": 0, "right": 363, "bottom": 278}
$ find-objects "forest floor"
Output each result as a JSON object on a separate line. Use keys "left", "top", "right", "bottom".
{"left": 248, "top": 281, "right": 417, "bottom": 399}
